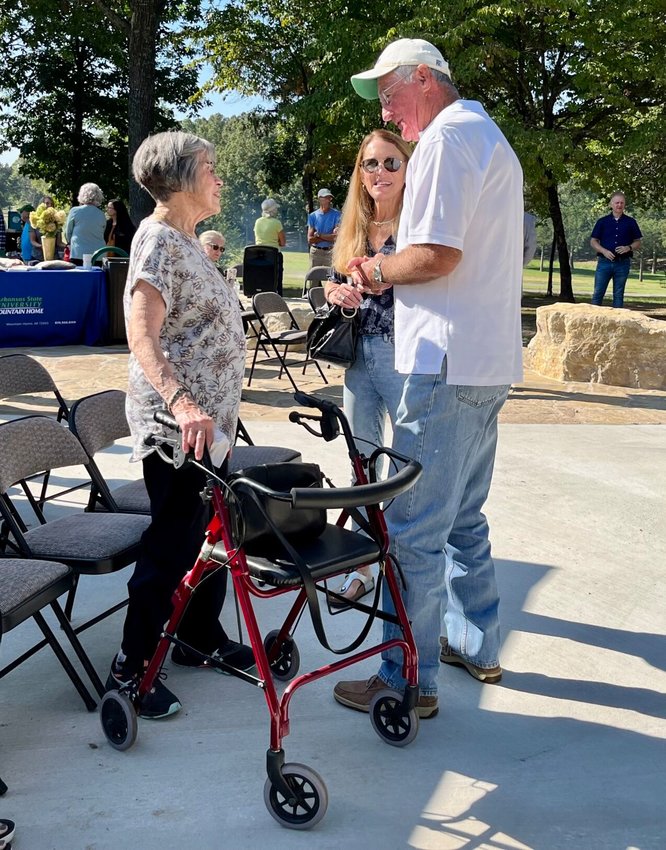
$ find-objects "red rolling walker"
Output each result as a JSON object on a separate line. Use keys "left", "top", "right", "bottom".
{"left": 100, "top": 391, "right": 421, "bottom": 829}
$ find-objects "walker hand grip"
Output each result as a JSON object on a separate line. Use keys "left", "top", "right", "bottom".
{"left": 290, "top": 460, "right": 422, "bottom": 509}
{"left": 154, "top": 410, "right": 179, "bottom": 431}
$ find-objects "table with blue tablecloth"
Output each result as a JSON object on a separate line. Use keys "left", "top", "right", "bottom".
{"left": 0, "top": 267, "right": 109, "bottom": 347}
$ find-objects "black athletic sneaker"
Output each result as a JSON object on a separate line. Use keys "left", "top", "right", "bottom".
{"left": 105, "top": 657, "right": 182, "bottom": 720}
{"left": 171, "top": 639, "right": 256, "bottom": 675}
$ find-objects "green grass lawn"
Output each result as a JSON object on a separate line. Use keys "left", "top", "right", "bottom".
{"left": 281, "top": 251, "right": 666, "bottom": 306}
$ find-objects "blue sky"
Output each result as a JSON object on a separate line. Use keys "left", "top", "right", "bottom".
{"left": 0, "top": 89, "right": 271, "bottom": 166}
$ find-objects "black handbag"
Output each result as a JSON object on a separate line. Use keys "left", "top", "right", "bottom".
{"left": 306, "top": 305, "right": 359, "bottom": 368}
{"left": 227, "top": 462, "right": 326, "bottom": 555}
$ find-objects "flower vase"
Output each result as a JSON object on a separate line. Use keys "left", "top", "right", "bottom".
{"left": 41, "top": 236, "right": 57, "bottom": 261}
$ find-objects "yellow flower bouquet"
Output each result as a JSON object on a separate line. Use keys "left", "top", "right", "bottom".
{"left": 30, "top": 203, "right": 67, "bottom": 237}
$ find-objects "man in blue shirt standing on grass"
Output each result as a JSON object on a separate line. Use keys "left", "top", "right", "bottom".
{"left": 307, "top": 188, "right": 341, "bottom": 268}
{"left": 590, "top": 192, "right": 642, "bottom": 308}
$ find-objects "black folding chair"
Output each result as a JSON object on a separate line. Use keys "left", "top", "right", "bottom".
{"left": 248, "top": 292, "right": 328, "bottom": 391}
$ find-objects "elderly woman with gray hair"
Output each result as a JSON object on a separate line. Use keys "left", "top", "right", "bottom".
{"left": 63, "top": 182, "right": 106, "bottom": 263}
{"left": 105, "top": 130, "right": 254, "bottom": 720}
{"left": 253, "top": 197, "right": 286, "bottom": 292}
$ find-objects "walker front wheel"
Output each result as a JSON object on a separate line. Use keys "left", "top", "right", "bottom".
{"left": 100, "top": 690, "right": 138, "bottom": 751}
{"left": 263, "top": 762, "right": 328, "bottom": 829}
{"left": 370, "top": 688, "right": 419, "bottom": 747}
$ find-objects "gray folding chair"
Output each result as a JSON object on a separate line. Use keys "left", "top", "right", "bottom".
{"left": 302, "top": 265, "right": 331, "bottom": 297}
{"left": 248, "top": 292, "right": 328, "bottom": 391}
{"left": 0, "top": 415, "right": 149, "bottom": 630}
{"left": 0, "top": 353, "right": 72, "bottom": 509}
{"left": 1, "top": 557, "right": 104, "bottom": 707}
{"left": 307, "top": 285, "right": 328, "bottom": 313}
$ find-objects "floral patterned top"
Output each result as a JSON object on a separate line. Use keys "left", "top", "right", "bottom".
{"left": 329, "top": 236, "right": 395, "bottom": 336}
{"left": 124, "top": 219, "right": 246, "bottom": 461}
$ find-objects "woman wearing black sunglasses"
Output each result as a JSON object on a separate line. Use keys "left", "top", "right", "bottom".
{"left": 323, "top": 128, "right": 411, "bottom": 604}
{"left": 199, "top": 229, "right": 226, "bottom": 264}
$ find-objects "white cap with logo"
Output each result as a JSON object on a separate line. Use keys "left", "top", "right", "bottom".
{"left": 317, "top": 188, "right": 333, "bottom": 198}
{"left": 351, "top": 38, "right": 450, "bottom": 100}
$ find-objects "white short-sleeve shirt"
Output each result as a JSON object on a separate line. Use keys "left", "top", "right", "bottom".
{"left": 395, "top": 99, "right": 524, "bottom": 385}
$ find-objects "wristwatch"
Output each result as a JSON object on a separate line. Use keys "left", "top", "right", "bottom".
{"left": 373, "top": 256, "right": 384, "bottom": 285}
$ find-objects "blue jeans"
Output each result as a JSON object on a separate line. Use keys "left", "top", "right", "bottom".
{"left": 343, "top": 334, "right": 405, "bottom": 460}
{"left": 378, "top": 357, "right": 509, "bottom": 696}
{"left": 592, "top": 257, "right": 630, "bottom": 307}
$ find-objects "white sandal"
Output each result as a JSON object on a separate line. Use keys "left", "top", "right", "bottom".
{"left": 330, "top": 571, "right": 374, "bottom": 608}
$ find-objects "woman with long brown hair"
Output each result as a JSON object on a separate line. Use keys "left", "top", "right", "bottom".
{"left": 323, "top": 128, "right": 411, "bottom": 604}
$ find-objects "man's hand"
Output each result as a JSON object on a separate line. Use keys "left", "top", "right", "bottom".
{"left": 601, "top": 248, "right": 616, "bottom": 260}
{"left": 614, "top": 245, "right": 630, "bottom": 255}
{"left": 348, "top": 255, "right": 391, "bottom": 295}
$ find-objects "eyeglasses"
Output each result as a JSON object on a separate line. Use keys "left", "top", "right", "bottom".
{"left": 378, "top": 75, "right": 409, "bottom": 107}
{"left": 360, "top": 157, "right": 404, "bottom": 174}
{"left": 207, "top": 243, "right": 225, "bottom": 252}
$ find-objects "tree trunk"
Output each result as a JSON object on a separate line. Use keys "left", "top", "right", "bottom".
{"left": 127, "top": 1, "right": 159, "bottom": 224}
{"left": 547, "top": 237, "right": 556, "bottom": 297}
{"left": 639, "top": 257, "right": 644, "bottom": 282}
{"left": 70, "top": 39, "right": 86, "bottom": 205}
{"left": 539, "top": 246, "right": 544, "bottom": 272}
{"left": 302, "top": 121, "right": 315, "bottom": 214}
{"left": 570, "top": 250, "right": 575, "bottom": 271}
{"left": 652, "top": 250, "right": 657, "bottom": 274}
{"left": 546, "top": 180, "right": 574, "bottom": 301}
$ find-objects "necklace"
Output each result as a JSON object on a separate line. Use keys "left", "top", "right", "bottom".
{"left": 371, "top": 217, "right": 395, "bottom": 227}
{"left": 151, "top": 213, "right": 196, "bottom": 239}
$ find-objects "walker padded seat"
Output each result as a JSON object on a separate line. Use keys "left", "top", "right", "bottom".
{"left": 212, "top": 525, "right": 380, "bottom": 588}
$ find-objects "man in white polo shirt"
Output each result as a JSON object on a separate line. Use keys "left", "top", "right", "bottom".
{"left": 333, "top": 39, "right": 523, "bottom": 718}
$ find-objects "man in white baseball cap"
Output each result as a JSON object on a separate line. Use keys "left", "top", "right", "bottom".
{"left": 333, "top": 38, "right": 524, "bottom": 718}
{"left": 351, "top": 38, "right": 451, "bottom": 100}
{"left": 307, "top": 188, "right": 341, "bottom": 268}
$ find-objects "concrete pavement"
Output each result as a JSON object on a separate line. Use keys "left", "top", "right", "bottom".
{"left": 0, "top": 346, "right": 665, "bottom": 848}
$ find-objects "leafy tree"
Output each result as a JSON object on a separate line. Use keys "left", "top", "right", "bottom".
{"left": 190, "top": 0, "right": 389, "bottom": 210}
{"left": 429, "top": 0, "right": 666, "bottom": 300}
{"left": 1, "top": 0, "right": 203, "bottom": 219}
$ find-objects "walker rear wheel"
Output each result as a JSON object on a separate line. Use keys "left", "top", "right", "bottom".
{"left": 100, "top": 690, "right": 138, "bottom": 751}
{"left": 263, "top": 629, "right": 300, "bottom": 681}
{"left": 263, "top": 762, "right": 328, "bottom": 829}
{"left": 370, "top": 688, "right": 419, "bottom": 747}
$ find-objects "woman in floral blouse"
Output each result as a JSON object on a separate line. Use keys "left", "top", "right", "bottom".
{"left": 106, "top": 131, "right": 254, "bottom": 720}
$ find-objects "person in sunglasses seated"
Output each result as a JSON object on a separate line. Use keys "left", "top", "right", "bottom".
{"left": 199, "top": 229, "right": 226, "bottom": 267}
{"left": 323, "top": 129, "right": 411, "bottom": 605}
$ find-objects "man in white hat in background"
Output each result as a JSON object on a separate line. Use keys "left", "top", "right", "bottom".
{"left": 307, "top": 188, "right": 341, "bottom": 267}
{"left": 333, "top": 38, "right": 524, "bottom": 718}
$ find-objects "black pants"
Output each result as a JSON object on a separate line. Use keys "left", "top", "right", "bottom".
{"left": 120, "top": 450, "right": 228, "bottom": 674}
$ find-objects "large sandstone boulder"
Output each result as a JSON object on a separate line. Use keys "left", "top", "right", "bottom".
{"left": 240, "top": 295, "right": 313, "bottom": 350}
{"left": 525, "top": 303, "right": 666, "bottom": 389}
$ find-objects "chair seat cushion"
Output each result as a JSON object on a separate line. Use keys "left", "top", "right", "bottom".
{"left": 110, "top": 479, "right": 151, "bottom": 513}
{"left": 212, "top": 524, "right": 381, "bottom": 587}
{"left": 23, "top": 513, "right": 150, "bottom": 573}
{"left": 228, "top": 445, "right": 301, "bottom": 474}
{"left": 269, "top": 330, "right": 306, "bottom": 344}
{"left": 0, "top": 558, "right": 72, "bottom": 631}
